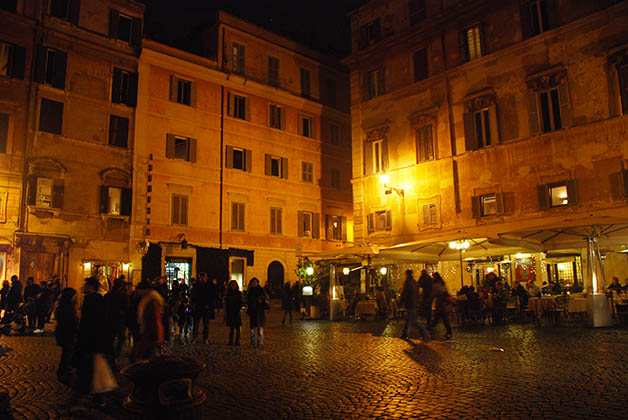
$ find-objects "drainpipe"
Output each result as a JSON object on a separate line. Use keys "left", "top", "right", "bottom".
{"left": 219, "top": 85, "right": 224, "bottom": 249}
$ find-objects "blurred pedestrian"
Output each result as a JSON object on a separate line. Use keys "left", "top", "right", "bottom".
{"left": 191, "top": 273, "right": 214, "bottom": 344}
{"left": 418, "top": 270, "right": 433, "bottom": 325}
{"left": 399, "top": 270, "right": 430, "bottom": 341}
{"left": 430, "top": 272, "right": 453, "bottom": 340}
{"left": 54, "top": 287, "right": 78, "bottom": 385}
{"left": 0, "top": 280, "right": 10, "bottom": 318}
{"left": 34, "top": 281, "right": 52, "bottom": 333}
{"left": 135, "top": 281, "right": 165, "bottom": 360}
{"left": 281, "top": 282, "right": 293, "bottom": 325}
{"left": 246, "top": 277, "right": 268, "bottom": 349}
{"left": 225, "top": 280, "right": 243, "bottom": 345}
{"left": 105, "top": 278, "right": 130, "bottom": 359}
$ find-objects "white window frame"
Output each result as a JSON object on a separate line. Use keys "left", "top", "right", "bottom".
{"left": 549, "top": 183, "right": 569, "bottom": 207}
{"left": 36, "top": 177, "right": 53, "bottom": 207}
{"left": 480, "top": 193, "right": 497, "bottom": 216}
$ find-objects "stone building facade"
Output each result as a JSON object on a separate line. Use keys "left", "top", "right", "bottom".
{"left": 343, "top": 0, "right": 628, "bottom": 291}
{"left": 0, "top": 0, "right": 144, "bottom": 290}
{"left": 131, "top": 12, "right": 352, "bottom": 291}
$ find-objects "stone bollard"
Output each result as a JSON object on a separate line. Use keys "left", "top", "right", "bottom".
{"left": 121, "top": 356, "right": 206, "bottom": 420}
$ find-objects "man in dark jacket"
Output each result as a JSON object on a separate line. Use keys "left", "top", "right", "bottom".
{"left": 417, "top": 270, "right": 433, "bottom": 326}
{"left": 5, "top": 275, "right": 23, "bottom": 313}
{"left": 106, "top": 278, "right": 131, "bottom": 358}
{"left": 191, "top": 273, "right": 214, "bottom": 344}
{"left": 23, "top": 277, "right": 41, "bottom": 329}
{"left": 34, "top": 281, "right": 52, "bottom": 333}
{"left": 400, "top": 270, "right": 430, "bottom": 341}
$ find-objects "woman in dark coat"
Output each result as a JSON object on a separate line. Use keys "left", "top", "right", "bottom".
{"left": 54, "top": 288, "right": 78, "bottom": 385}
{"left": 246, "top": 278, "right": 268, "bottom": 349}
{"left": 225, "top": 280, "right": 243, "bottom": 345}
{"left": 281, "top": 282, "right": 293, "bottom": 325}
{"left": 430, "top": 272, "right": 453, "bottom": 340}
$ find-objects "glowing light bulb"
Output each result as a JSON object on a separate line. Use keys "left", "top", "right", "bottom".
{"left": 379, "top": 174, "right": 390, "bottom": 184}
{"left": 306, "top": 266, "right": 314, "bottom": 276}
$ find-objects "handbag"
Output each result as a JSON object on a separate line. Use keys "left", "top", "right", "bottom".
{"left": 91, "top": 353, "right": 118, "bottom": 394}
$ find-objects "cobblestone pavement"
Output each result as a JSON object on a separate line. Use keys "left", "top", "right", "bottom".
{"left": 1, "top": 306, "right": 628, "bottom": 420}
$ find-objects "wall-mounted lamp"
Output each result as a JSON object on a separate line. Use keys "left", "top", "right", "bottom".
{"left": 379, "top": 174, "right": 404, "bottom": 197}
{"left": 342, "top": 267, "right": 350, "bottom": 275}
{"left": 122, "top": 263, "right": 130, "bottom": 271}
{"left": 379, "top": 266, "right": 388, "bottom": 275}
{"left": 83, "top": 262, "right": 91, "bottom": 271}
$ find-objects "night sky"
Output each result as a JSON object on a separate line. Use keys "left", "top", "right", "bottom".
{"left": 142, "top": 0, "right": 368, "bottom": 58}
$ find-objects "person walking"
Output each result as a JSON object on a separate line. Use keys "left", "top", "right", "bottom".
{"left": 0, "top": 280, "right": 10, "bottom": 319}
{"left": 417, "top": 270, "right": 433, "bottom": 326}
{"left": 191, "top": 273, "right": 214, "bottom": 344}
{"left": 225, "top": 280, "right": 243, "bottom": 345}
{"left": 23, "top": 277, "right": 40, "bottom": 330}
{"left": 54, "top": 287, "right": 79, "bottom": 385}
{"left": 34, "top": 281, "right": 52, "bottom": 333}
{"left": 430, "top": 272, "right": 453, "bottom": 340}
{"left": 105, "top": 278, "right": 130, "bottom": 359}
{"left": 246, "top": 278, "right": 268, "bottom": 349}
{"left": 400, "top": 269, "right": 430, "bottom": 341}
{"left": 292, "top": 281, "right": 302, "bottom": 319}
{"left": 281, "top": 282, "right": 293, "bottom": 325}
{"left": 75, "top": 277, "right": 110, "bottom": 399}
{"left": 135, "top": 281, "right": 165, "bottom": 360}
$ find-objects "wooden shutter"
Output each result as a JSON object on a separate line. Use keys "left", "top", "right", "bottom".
{"left": 53, "top": 50, "right": 67, "bottom": 90}
{"left": 264, "top": 153, "right": 271, "bottom": 175}
{"left": 121, "top": 188, "right": 132, "bottom": 216}
{"left": 281, "top": 157, "right": 288, "bottom": 179}
{"left": 34, "top": 45, "right": 46, "bottom": 83}
{"left": 69, "top": 0, "right": 80, "bottom": 25}
{"left": 52, "top": 181, "right": 64, "bottom": 209}
{"left": 566, "top": 180, "right": 578, "bottom": 205}
{"left": 165, "top": 134, "right": 175, "bottom": 158}
{"left": 489, "top": 104, "right": 499, "bottom": 144}
{"left": 312, "top": 213, "right": 320, "bottom": 239}
{"left": 245, "top": 149, "right": 252, "bottom": 172}
{"left": 172, "top": 195, "right": 180, "bottom": 225}
{"left": 112, "top": 68, "right": 122, "bottom": 103}
{"left": 245, "top": 96, "right": 251, "bottom": 121}
{"left": 545, "top": 0, "right": 559, "bottom": 30}
{"left": 297, "top": 211, "right": 304, "bottom": 237}
{"left": 381, "top": 138, "right": 389, "bottom": 172}
{"left": 190, "top": 82, "right": 197, "bottom": 107}
{"left": 27, "top": 175, "right": 37, "bottom": 205}
{"left": 537, "top": 184, "right": 550, "bottom": 210}
{"left": 459, "top": 30, "right": 469, "bottom": 63}
{"left": 367, "top": 213, "right": 374, "bottom": 233}
{"left": 10, "top": 45, "right": 25, "bottom": 79}
{"left": 128, "top": 72, "right": 138, "bottom": 107}
{"left": 364, "top": 141, "right": 373, "bottom": 175}
{"left": 496, "top": 192, "right": 505, "bottom": 215}
{"left": 527, "top": 92, "right": 541, "bottom": 136}
{"left": 622, "top": 169, "right": 628, "bottom": 197}
{"left": 0, "top": 114, "right": 7, "bottom": 154}
{"left": 385, "top": 210, "right": 392, "bottom": 231}
{"left": 99, "top": 185, "right": 109, "bottom": 213}
{"left": 378, "top": 66, "right": 385, "bottom": 95}
{"left": 558, "top": 82, "right": 571, "bottom": 128}
{"left": 109, "top": 8, "right": 119, "bottom": 38}
{"left": 325, "top": 215, "right": 330, "bottom": 240}
{"left": 520, "top": 2, "right": 533, "bottom": 39}
{"left": 463, "top": 112, "right": 476, "bottom": 152}
{"left": 169, "top": 76, "right": 177, "bottom": 102}
{"left": 227, "top": 92, "right": 233, "bottom": 116}
{"left": 471, "top": 196, "right": 481, "bottom": 218}
{"left": 189, "top": 138, "right": 197, "bottom": 162}
{"left": 341, "top": 216, "right": 347, "bottom": 241}
{"left": 131, "top": 17, "right": 142, "bottom": 48}
{"left": 225, "top": 145, "right": 233, "bottom": 168}
{"left": 180, "top": 196, "right": 188, "bottom": 225}
{"left": 280, "top": 107, "right": 286, "bottom": 130}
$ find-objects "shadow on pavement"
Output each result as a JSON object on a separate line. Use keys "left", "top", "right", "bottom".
{"left": 403, "top": 339, "right": 443, "bottom": 374}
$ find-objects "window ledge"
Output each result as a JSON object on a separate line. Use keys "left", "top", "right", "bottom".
{"left": 28, "top": 205, "right": 60, "bottom": 216}
{"left": 101, "top": 214, "right": 129, "bottom": 222}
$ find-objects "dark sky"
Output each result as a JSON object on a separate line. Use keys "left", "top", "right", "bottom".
{"left": 142, "top": 0, "right": 368, "bottom": 58}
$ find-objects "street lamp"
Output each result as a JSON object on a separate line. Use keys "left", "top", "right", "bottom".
{"left": 379, "top": 267, "right": 388, "bottom": 275}
{"left": 379, "top": 174, "right": 404, "bottom": 197}
{"left": 342, "top": 267, "right": 350, "bottom": 275}
{"left": 449, "top": 240, "right": 470, "bottom": 288}
{"left": 305, "top": 266, "right": 314, "bottom": 276}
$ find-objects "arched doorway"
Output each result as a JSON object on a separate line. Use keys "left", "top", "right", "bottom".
{"left": 267, "top": 261, "right": 284, "bottom": 297}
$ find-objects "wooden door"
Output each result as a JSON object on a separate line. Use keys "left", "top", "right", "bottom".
{"left": 20, "top": 252, "right": 56, "bottom": 284}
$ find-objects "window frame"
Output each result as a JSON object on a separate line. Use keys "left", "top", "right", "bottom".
{"left": 422, "top": 203, "right": 438, "bottom": 225}
{"left": 537, "top": 87, "right": 563, "bottom": 132}
{"left": 302, "top": 161, "right": 313, "bottom": 183}
{"left": 0, "top": 112, "right": 9, "bottom": 154}
{"left": 299, "top": 114, "right": 313, "bottom": 138}
{"left": 268, "top": 55, "right": 279, "bottom": 87}
{"left": 549, "top": 182, "right": 569, "bottom": 208}
{"left": 269, "top": 206, "right": 283, "bottom": 235}
{"left": 329, "top": 122, "right": 340, "bottom": 145}
{"left": 171, "top": 193, "right": 189, "bottom": 226}
{"left": 300, "top": 68, "right": 311, "bottom": 98}
{"left": 108, "top": 115, "right": 129, "bottom": 148}
{"left": 331, "top": 168, "right": 340, "bottom": 190}
{"left": 480, "top": 193, "right": 498, "bottom": 216}
{"left": 413, "top": 48, "right": 429, "bottom": 83}
{"left": 269, "top": 103, "right": 284, "bottom": 129}
{"left": 230, "top": 94, "right": 247, "bottom": 120}
{"left": 473, "top": 108, "right": 492, "bottom": 148}
{"left": 372, "top": 139, "right": 384, "bottom": 174}
{"left": 408, "top": 0, "right": 426, "bottom": 25}
{"left": 232, "top": 42, "right": 245, "bottom": 75}
{"left": 462, "top": 24, "right": 484, "bottom": 62}
{"left": 302, "top": 211, "right": 313, "bottom": 238}
{"left": 231, "top": 201, "right": 246, "bottom": 232}
{"left": 415, "top": 123, "right": 435, "bottom": 162}
{"left": 38, "top": 98, "right": 64, "bottom": 135}
{"left": 618, "top": 63, "right": 628, "bottom": 115}
{"left": 116, "top": 13, "right": 133, "bottom": 43}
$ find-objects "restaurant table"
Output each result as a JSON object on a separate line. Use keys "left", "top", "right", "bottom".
{"left": 355, "top": 301, "right": 377, "bottom": 319}
{"left": 528, "top": 296, "right": 557, "bottom": 320}
{"left": 568, "top": 298, "right": 588, "bottom": 314}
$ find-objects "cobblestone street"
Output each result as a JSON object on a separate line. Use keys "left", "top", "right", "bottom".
{"left": 2, "top": 307, "right": 628, "bottom": 420}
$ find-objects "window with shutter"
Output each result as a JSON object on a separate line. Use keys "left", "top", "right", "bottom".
{"left": 112, "top": 68, "right": 137, "bottom": 107}
{"left": 302, "top": 161, "right": 313, "bottom": 183}
{"left": 269, "top": 104, "right": 283, "bottom": 129}
{"left": 413, "top": 48, "right": 428, "bottom": 82}
{"left": 268, "top": 56, "right": 279, "bottom": 87}
{"left": 230, "top": 94, "right": 246, "bottom": 119}
{"left": 462, "top": 25, "right": 483, "bottom": 61}
{"left": 299, "top": 115, "right": 313, "bottom": 137}
{"left": 300, "top": 68, "right": 310, "bottom": 98}
{"left": 232, "top": 43, "right": 245, "bottom": 75}
{"left": 521, "top": 0, "right": 555, "bottom": 39}
{"left": 270, "top": 207, "right": 282, "bottom": 234}
{"left": 416, "top": 124, "right": 434, "bottom": 162}
{"left": 171, "top": 194, "right": 189, "bottom": 226}
{"left": 527, "top": 71, "right": 570, "bottom": 133}
{"left": 39, "top": 98, "right": 64, "bottom": 135}
{"left": 0, "top": 113, "right": 8, "bottom": 154}
{"left": 36, "top": 46, "right": 67, "bottom": 89}
{"left": 328, "top": 215, "right": 343, "bottom": 241}
{"left": 0, "top": 41, "right": 25, "bottom": 79}
{"left": 301, "top": 211, "right": 313, "bottom": 238}
{"left": 231, "top": 202, "right": 245, "bottom": 231}
{"left": 619, "top": 65, "right": 628, "bottom": 115}
{"left": 108, "top": 115, "right": 129, "bottom": 148}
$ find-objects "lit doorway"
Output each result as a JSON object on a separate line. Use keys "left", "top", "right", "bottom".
{"left": 230, "top": 257, "right": 246, "bottom": 290}
{"left": 165, "top": 257, "right": 192, "bottom": 289}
